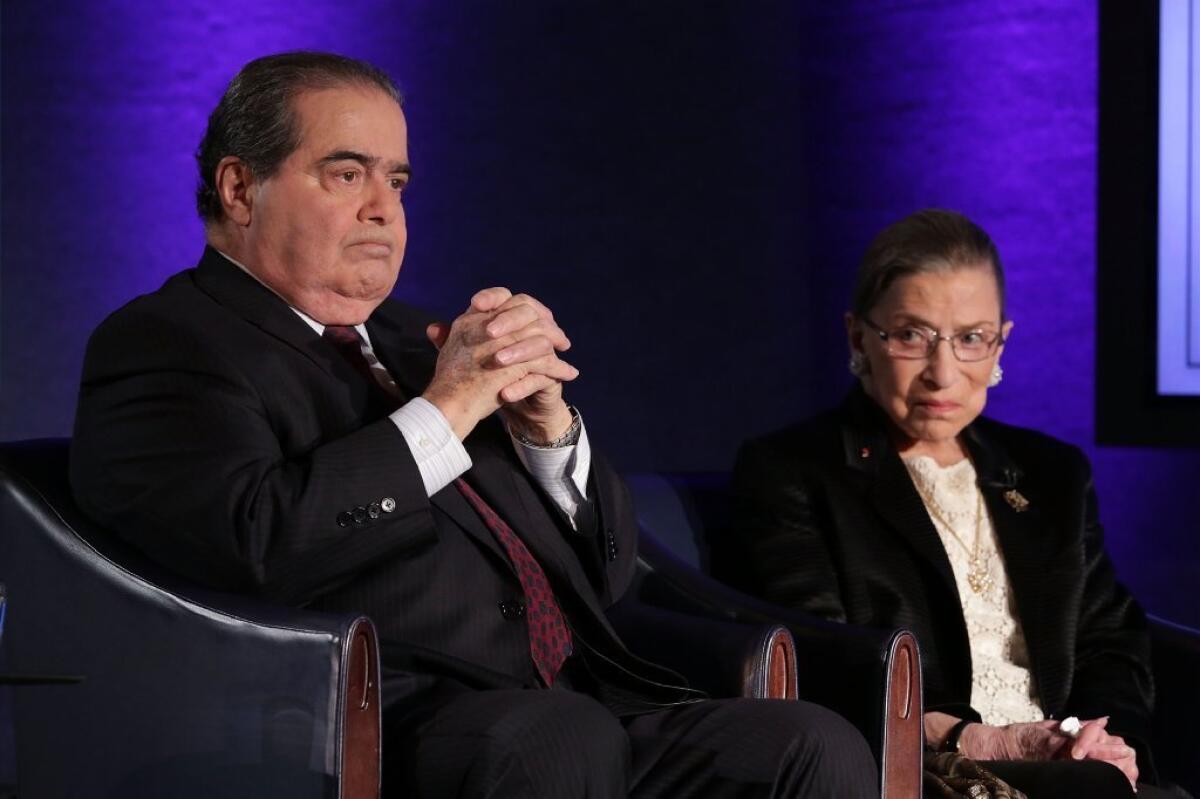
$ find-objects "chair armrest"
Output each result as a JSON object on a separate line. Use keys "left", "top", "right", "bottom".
{"left": 608, "top": 599, "right": 797, "bottom": 700}
{"left": 0, "top": 439, "right": 381, "bottom": 798}
{"left": 1150, "top": 614, "right": 1200, "bottom": 797}
{"left": 631, "top": 530, "right": 923, "bottom": 799}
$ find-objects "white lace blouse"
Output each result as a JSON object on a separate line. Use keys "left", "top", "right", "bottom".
{"left": 902, "top": 456, "right": 1045, "bottom": 726}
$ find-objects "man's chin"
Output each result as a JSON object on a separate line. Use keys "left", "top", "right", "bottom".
{"left": 350, "top": 261, "right": 400, "bottom": 294}
{"left": 301, "top": 289, "right": 392, "bottom": 327}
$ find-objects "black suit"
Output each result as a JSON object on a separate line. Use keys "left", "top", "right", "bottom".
{"left": 731, "top": 388, "right": 1157, "bottom": 790}
{"left": 69, "top": 247, "right": 671, "bottom": 700}
{"left": 71, "top": 248, "right": 876, "bottom": 797}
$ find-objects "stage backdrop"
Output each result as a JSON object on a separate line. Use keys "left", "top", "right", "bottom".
{"left": 2, "top": 2, "right": 1197, "bottom": 631}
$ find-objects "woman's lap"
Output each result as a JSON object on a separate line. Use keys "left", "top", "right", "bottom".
{"left": 982, "top": 758, "right": 1177, "bottom": 799}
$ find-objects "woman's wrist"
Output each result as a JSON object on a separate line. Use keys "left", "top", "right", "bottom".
{"left": 924, "top": 711, "right": 966, "bottom": 751}
{"left": 923, "top": 711, "right": 990, "bottom": 757}
{"left": 941, "top": 718, "right": 975, "bottom": 753}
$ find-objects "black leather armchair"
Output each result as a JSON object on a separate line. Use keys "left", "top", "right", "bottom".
{"left": 624, "top": 472, "right": 926, "bottom": 799}
{"left": 0, "top": 440, "right": 379, "bottom": 799}
{"left": 608, "top": 592, "right": 798, "bottom": 702}
{"left": 1149, "top": 616, "right": 1200, "bottom": 796}
{"left": 0, "top": 441, "right": 799, "bottom": 797}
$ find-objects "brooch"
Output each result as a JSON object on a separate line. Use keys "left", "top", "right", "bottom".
{"left": 1003, "top": 489, "right": 1030, "bottom": 512}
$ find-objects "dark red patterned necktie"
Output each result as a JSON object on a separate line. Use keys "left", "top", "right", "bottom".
{"left": 323, "top": 325, "right": 402, "bottom": 416}
{"left": 454, "top": 478, "right": 573, "bottom": 687}
{"left": 322, "top": 324, "right": 573, "bottom": 686}
{"left": 321, "top": 326, "right": 372, "bottom": 371}
{"left": 323, "top": 325, "right": 381, "bottom": 384}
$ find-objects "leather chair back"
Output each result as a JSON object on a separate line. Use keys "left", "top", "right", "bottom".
{"left": 0, "top": 439, "right": 379, "bottom": 798}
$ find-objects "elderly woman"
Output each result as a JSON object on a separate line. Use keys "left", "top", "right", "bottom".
{"left": 732, "top": 210, "right": 1165, "bottom": 798}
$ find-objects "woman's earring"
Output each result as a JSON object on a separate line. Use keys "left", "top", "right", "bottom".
{"left": 988, "top": 363, "right": 1003, "bottom": 387}
{"left": 849, "top": 352, "right": 868, "bottom": 377}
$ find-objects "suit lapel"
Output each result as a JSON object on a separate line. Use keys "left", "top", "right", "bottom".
{"left": 193, "top": 247, "right": 370, "bottom": 392}
{"left": 843, "top": 393, "right": 960, "bottom": 598}
{"left": 963, "top": 426, "right": 1068, "bottom": 711}
{"left": 463, "top": 429, "right": 596, "bottom": 601}
{"left": 868, "top": 450, "right": 961, "bottom": 598}
{"left": 364, "top": 311, "right": 436, "bottom": 397}
{"left": 427, "top": 477, "right": 511, "bottom": 564}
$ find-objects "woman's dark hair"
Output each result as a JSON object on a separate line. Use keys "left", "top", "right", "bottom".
{"left": 195, "top": 51, "right": 401, "bottom": 223}
{"left": 852, "top": 209, "right": 1006, "bottom": 319}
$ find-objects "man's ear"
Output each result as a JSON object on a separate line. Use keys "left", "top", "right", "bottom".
{"left": 214, "top": 156, "right": 255, "bottom": 226}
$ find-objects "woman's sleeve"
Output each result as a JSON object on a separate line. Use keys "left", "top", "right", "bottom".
{"left": 1066, "top": 449, "right": 1156, "bottom": 775}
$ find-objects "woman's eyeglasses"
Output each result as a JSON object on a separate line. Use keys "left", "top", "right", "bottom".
{"left": 862, "top": 318, "right": 1004, "bottom": 362}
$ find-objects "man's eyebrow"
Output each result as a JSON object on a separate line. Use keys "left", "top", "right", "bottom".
{"left": 319, "top": 150, "right": 375, "bottom": 168}
{"left": 319, "top": 150, "right": 413, "bottom": 175}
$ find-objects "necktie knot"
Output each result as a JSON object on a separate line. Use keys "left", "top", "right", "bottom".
{"left": 323, "top": 324, "right": 370, "bottom": 373}
{"left": 323, "top": 324, "right": 363, "bottom": 348}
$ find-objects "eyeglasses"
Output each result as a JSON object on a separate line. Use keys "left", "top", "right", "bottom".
{"left": 862, "top": 318, "right": 1004, "bottom": 362}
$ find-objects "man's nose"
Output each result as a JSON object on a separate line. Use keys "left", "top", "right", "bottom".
{"left": 359, "top": 175, "right": 400, "bottom": 225}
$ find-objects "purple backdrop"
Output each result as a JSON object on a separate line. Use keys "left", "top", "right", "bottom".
{"left": 2, "top": 2, "right": 1196, "bottom": 623}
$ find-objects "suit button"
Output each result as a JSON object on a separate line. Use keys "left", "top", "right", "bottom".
{"left": 368, "top": 502, "right": 381, "bottom": 519}
{"left": 606, "top": 531, "right": 618, "bottom": 561}
{"left": 352, "top": 506, "right": 368, "bottom": 524}
{"left": 381, "top": 497, "right": 396, "bottom": 513}
{"left": 336, "top": 511, "right": 353, "bottom": 528}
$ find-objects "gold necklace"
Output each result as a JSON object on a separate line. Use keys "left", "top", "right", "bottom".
{"left": 912, "top": 477, "right": 993, "bottom": 594}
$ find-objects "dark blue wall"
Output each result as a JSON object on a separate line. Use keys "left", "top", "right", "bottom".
{"left": 2, "top": 1, "right": 1197, "bottom": 627}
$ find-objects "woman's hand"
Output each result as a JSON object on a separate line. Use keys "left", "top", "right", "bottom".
{"left": 926, "top": 712, "right": 1138, "bottom": 792}
{"left": 1065, "top": 718, "right": 1138, "bottom": 791}
{"left": 958, "top": 719, "right": 1071, "bottom": 761}
{"left": 923, "top": 712, "right": 1070, "bottom": 760}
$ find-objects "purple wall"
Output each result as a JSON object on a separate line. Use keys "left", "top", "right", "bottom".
{"left": 1, "top": 0, "right": 1196, "bottom": 631}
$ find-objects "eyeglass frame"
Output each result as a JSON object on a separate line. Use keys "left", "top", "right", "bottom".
{"left": 860, "top": 317, "right": 1006, "bottom": 362}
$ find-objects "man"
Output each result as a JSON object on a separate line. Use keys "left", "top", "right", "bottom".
{"left": 70, "top": 52, "right": 875, "bottom": 797}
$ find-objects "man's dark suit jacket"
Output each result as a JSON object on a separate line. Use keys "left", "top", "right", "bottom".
{"left": 70, "top": 247, "right": 692, "bottom": 714}
{"left": 730, "top": 388, "right": 1155, "bottom": 774}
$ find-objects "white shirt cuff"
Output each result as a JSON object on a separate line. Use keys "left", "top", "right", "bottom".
{"left": 510, "top": 416, "right": 592, "bottom": 526}
{"left": 390, "top": 397, "right": 472, "bottom": 496}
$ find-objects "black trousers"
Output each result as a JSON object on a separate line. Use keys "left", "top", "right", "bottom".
{"left": 382, "top": 687, "right": 878, "bottom": 798}
{"left": 982, "top": 759, "right": 1177, "bottom": 799}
